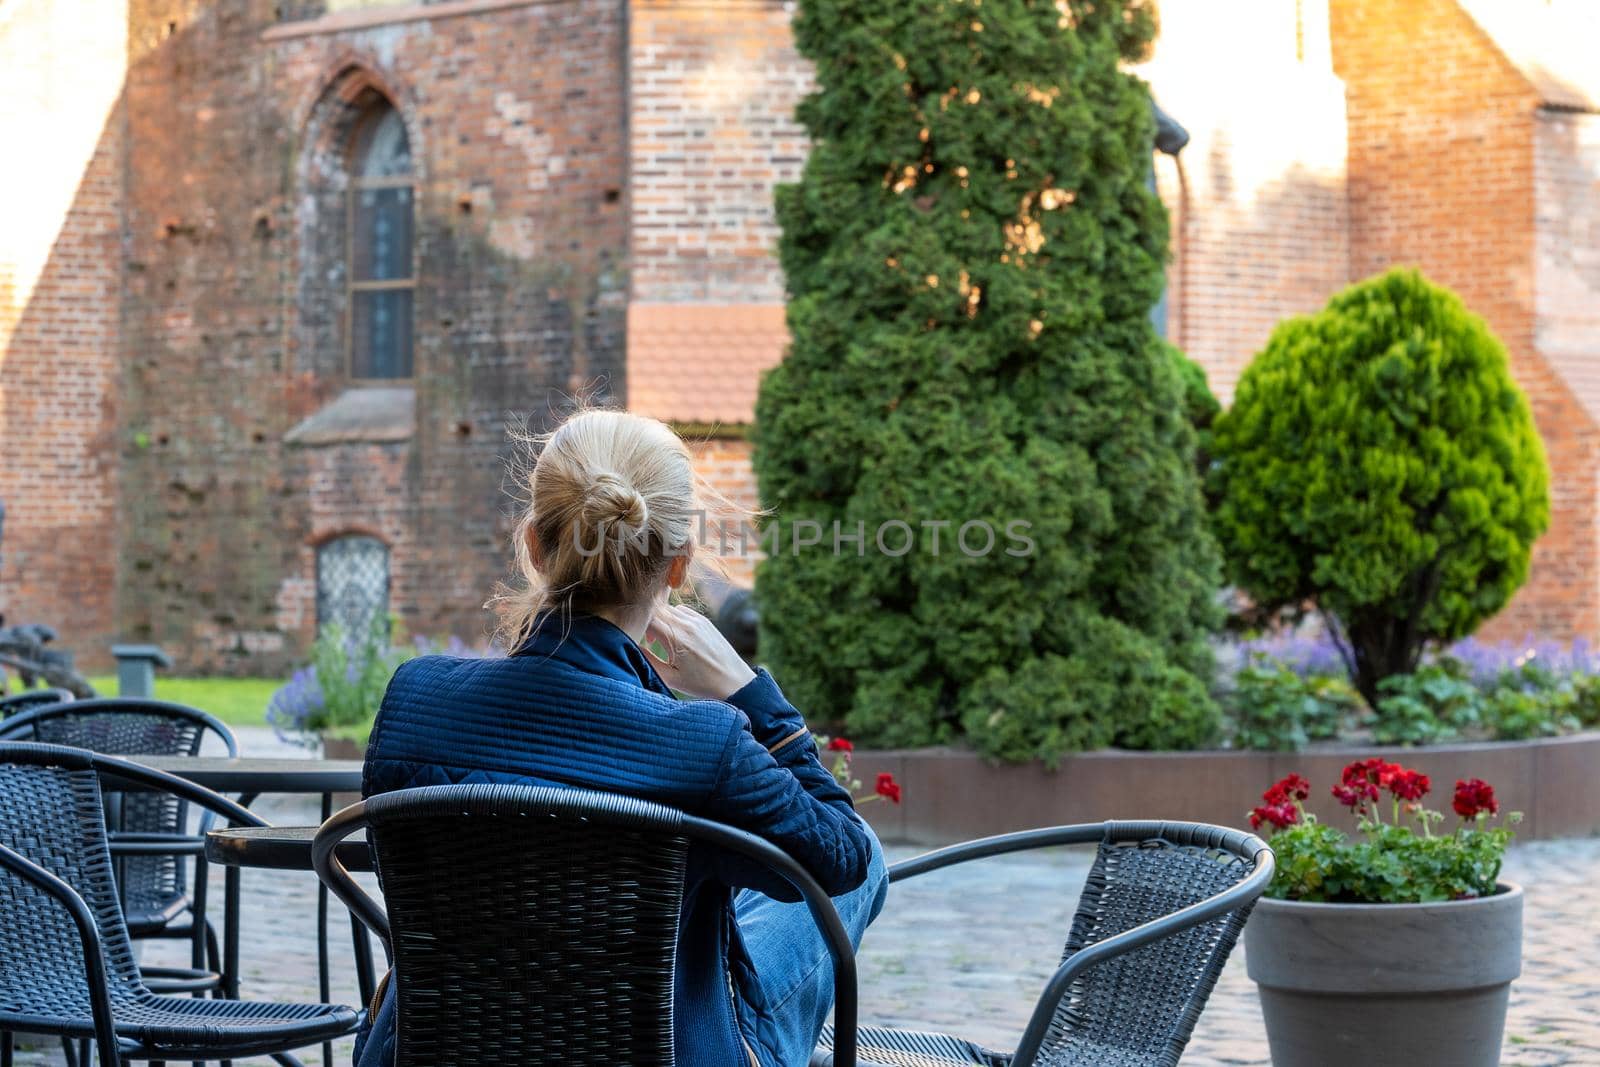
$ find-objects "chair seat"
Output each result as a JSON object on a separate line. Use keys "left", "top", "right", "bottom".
{"left": 812, "top": 1025, "right": 1011, "bottom": 1067}
{"left": 0, "top": 994, "right": 358, "bottom": 1059}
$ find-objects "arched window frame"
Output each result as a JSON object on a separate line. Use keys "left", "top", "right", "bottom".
{"left": 346, "top": 101, "right": 416, "bottom": 381}
{"left": 314, "top": 533, "right": 392, "bottom": 638}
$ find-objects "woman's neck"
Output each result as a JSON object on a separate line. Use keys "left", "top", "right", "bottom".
{"left": 594, "top": 603, "right": 652, "bottom": 644}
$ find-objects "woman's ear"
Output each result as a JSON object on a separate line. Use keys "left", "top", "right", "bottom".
{"left": 666, "top": 548, "right": 691, "bottom": 589}
{"left": 526, "top": 527, "right": 545, "bottom": 573}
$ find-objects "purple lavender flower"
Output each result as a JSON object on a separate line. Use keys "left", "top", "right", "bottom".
{"left": 266, "top": 666, "right": 326, "bottom": 749}
{"left": 1231, "top": 626, "right": 1600, "bottom": 688}
{"left": 1443, "top": 634, "right": 1597, "bottom": 687}
{"left": 1235, "top": 629, "right": 1348, "bottom": 677}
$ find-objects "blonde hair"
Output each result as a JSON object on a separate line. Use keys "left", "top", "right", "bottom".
{"left": 494, "top": 408, "right": 738, "bottom": 650}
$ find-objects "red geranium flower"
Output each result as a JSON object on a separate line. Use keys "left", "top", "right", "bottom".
{"left": 1263, "top": 773, "right": 1311, "bottom": 805}
{"left": 1454, "top": 778, "right": 1499, "bottom": 819}
{"left": 1332, "top": 759, "right": 1392, "bottom": 807}
{"left": 1249, "top": 802, "right": 1299, "bottom": 832}
{"left": 827, "top": 737, "right": 854, "bottom": 753}
{"left": 1343, "top": 758, "right": 1398, "bottom": 787}
{"left": 875, "top": 772, "right": 902, "bottom": 805}
{"left": 1386, "top": 767, "right": 1431, "bottom": 802}
{"left": 1331, "top": 782, "right": 1368, "bottom": 808}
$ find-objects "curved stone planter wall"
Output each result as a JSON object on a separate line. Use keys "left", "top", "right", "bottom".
{"left": 851, "top": 731, "right": 1600, "bottom": 845}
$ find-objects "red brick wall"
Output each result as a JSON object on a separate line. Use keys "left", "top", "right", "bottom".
{"left": 626, "top": 0, "right": 801, "bottom": 570}
{"left": 628, "top": 0, "right": 809, "bottom": 305}
{"left": 0, "top": 0, "right": 127, "bottom": 670}
{"left": 115, "top": 0, "right": 628, "bottom": 669}
{"left": 272, "top": 443, "right": 413, "bottom": 648}
{"left": 686, "top": 435, "right": 759, "bottom": 584}
{"left": 1330, "top": 0, "right": 1599, "bottom": 642}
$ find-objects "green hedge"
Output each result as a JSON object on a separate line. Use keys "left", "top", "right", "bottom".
{"left": 753, "top": 0, "right": 1222, "bottom": 763}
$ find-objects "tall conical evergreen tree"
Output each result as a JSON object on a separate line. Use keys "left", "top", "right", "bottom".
{"left": 754, "top": 0, "right": 1223, "bottom": 762}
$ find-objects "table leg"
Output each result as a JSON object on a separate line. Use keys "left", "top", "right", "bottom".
{"left": 319, "top": 792, "right": 333, "bottom": 1067}
{"left": 191, "top": 853, "right": 209, "bottom": 980}
{"left": 223, "top": 863, "right": 241, "bottom": 999}
{"left": 221, "top": 792, "right": 257, "bottom": 1002}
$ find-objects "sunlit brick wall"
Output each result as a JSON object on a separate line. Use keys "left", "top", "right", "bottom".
{"left": 1331, "top": 0, "right": 1599, "bottom": 642}
{"left": 1534, "top": 111, "right": 1600, "bottom": 441}
{"left": 0, "top": 0, "right": 128, "bottom": 668}
{"left": 1139, "top": 0, "right": 1351, "bottom": 402}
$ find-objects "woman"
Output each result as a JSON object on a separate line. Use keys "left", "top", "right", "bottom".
{"left": 354, "top": 409, "right": 888, "bottom": 1067}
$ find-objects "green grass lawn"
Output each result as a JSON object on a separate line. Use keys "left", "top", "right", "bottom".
{"left": 86, "top": 676, "right": 282, "bottom": 727}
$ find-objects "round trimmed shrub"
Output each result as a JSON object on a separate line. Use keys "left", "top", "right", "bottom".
{"left": 753, "top": 0, "right": 1222, "bottom": 762}
{"left": 1209, "top": 269, "right": 1550, "bottom": 704}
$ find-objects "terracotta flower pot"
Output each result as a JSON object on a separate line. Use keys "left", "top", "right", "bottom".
{"left": 320, "top": 735, "right": 366, "bottom": 810}
{"left": 320, "top": 736, "right": 366, "bottom": 762}
{"left": 1245, "top": 884, "right": 1523, "bottom": 1067}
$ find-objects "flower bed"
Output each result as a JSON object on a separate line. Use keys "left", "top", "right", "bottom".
{"left": 846, "top": 730, "right": 1600, "bottom": 845}
{"left": 1217, "top": 632, "right": 1600, "bottom": 751}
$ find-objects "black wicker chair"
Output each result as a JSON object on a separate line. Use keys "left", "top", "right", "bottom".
{"left": 0, "top": 742, "right": 359, "bottom": 1065}
{"left": 809, "top": 822, "right": 1275, "bottom": 1067}
{"left": 313, "top": 783, "right": 863, "bottom": 1067}
{"left": 0, "top": 700, "right": 238, "bottom": 996}
{"left": 0, "top": 688, "right": 75, "bottom": 718}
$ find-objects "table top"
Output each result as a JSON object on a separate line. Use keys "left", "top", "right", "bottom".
{"left": 206, "top": 825, "right": 374, "bottom": 872}
{"left": 128, "top": 756, "right": 365, "bottom": 795}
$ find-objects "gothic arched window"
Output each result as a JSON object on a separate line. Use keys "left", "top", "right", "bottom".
{"left": 348, "top": 104, "right": 414, "bottom": 379}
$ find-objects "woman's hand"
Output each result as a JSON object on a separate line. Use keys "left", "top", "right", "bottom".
{"left": 644, "top": 602, "right": 756, "bottom": 701}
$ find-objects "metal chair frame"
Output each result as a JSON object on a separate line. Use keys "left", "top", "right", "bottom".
{"left": 0, "top": 742, "right": 358, "bottom": 1065}
{"left": 0, "top": 688, "right": 75, "bottom": 719}
{"left": 814, "top": 821, "right": 1276, "bottom": 1067}
{"left": 313, "top": 783, "right": 864, "bottom": 1067}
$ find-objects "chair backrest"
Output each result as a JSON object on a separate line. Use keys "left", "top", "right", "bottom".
{"left": 316, "top": 784, "right": 859, "bottom": 1067}
{"left": 0, "top": 745, "right": 148, "bottom": 1023}
{"left": 1041, "top": 823, "right": 1266, "bottom": 1067}
{"left": 0, "top": 700, "right": 239, "bottom": 922}
{"left": 0, "top": 698, "right": 237, "bottom": 757}
{"left": 0, "top": 688, "right": 75, "bottom": 719}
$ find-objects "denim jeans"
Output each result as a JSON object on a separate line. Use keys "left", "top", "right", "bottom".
{"left": 731, "top": 824, "right": 891, "bottom": 1067}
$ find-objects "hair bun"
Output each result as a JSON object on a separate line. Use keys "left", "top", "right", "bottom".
{"left": 584, "top": 471, "right": 648, "bottom": 528}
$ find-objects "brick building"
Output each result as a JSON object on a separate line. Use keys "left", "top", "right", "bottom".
{"left": 1, "top": 0, "right": 1597, "bottom": 671}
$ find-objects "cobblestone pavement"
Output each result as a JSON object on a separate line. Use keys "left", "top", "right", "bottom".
{"left": 11, "top": 729, "right": 1600, "bottom": 1065}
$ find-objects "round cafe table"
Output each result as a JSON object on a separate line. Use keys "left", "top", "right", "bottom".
{"left": 206, "top": 824, "right": 373, "bottom": 872}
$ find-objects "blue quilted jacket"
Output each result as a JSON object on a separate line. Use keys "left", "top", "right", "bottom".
{"left": 352, "top": 612, "right": 874, "bottom": 1067}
